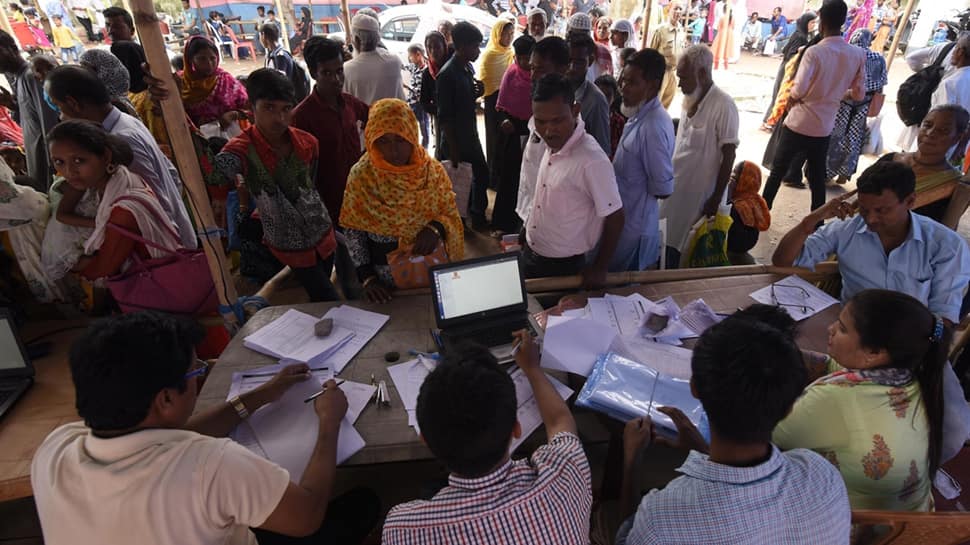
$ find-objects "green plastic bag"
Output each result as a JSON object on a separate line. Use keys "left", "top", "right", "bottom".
{"left": 680, "top": 213, "right": 733, "bottom": 268}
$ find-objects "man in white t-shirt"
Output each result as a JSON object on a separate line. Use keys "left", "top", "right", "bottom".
{"left": 31, "top": 312, "right": 379, "bottom": 545}
{"left": 523, "top": 73, "right": 624, "bottom": 288}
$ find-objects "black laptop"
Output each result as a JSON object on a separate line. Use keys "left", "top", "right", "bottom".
{"left": 0, "top": 308, "right": 34, "bottom": 419}
{"left": 430, "top": 252, "right": 541, "bottom": 362}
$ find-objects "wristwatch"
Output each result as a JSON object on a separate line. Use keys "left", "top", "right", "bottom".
{"left": 229, "top": 396, "right": 250, "bottom": 420}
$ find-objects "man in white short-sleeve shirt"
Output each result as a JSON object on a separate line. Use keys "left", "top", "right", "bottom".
{"left": 524, "top": 73, "right": 624, "bottom": 288}
{"left": 31, "top": 312, "right": 378, "bottom": 545}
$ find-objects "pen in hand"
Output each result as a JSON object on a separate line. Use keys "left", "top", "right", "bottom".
{"left": 304, "top": 380, "right": 345, "bottom": 403}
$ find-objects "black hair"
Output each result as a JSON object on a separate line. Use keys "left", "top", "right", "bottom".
{"left": 732, "top": 303, "right": 799, "bottom": 341}
{"left": 8, "top": 3, "right": 22, "bottom": 12}
{"left": 425, "top": 29, "right": 446, "bottom": 50}
{"left": 847, "top": 289, "right": 950, "bottom": 477}
{"left": 267, "top": 9, "right": 275, "bottom": 15}
{"left": 69, "top": 312, "right": 205, "bottom": 431}
{"left": 818, "top": 0, "right": 848, "bottom": 31}
{"left": 619, "top": 47, "right": 636, "bottom": 65}
{"left": 246, "top": 67, "right": 295, "bottom": 105}
{"left": 407, "top": 43, "right": 424, "bottom": 55}
{"left": 186, "top": 36, "right": 219, "bottom": 62}
{"left": 452, "top": 21, "right": 482, "bottom": 48}
{"left": 625, "top": 48, "right": 667, "bottom": 83}
{"left": 257, "top": 5, "right": 265, "bottom": 12}
{"left": 102, "top": 6, "right": 133, "bottom": 31}
{"left": 416, "top": 343, "right": 517, "bottom": 477}
{"left": 0, "top": 28, "right": 16, "bottom": 51}
{"left": 594, "top": 73, "right": 619, "bottom": 112}
{"left": 260, "top": 22, "right": 279, "bottom": 42}
{"left": 300, "top": 6, "right": 311, "bottom": 18}
{"left": 567, "top": 32, "right": 597, "bottom": 58}
{"left": 303, "top": 36, "right": 342, "bottom": 77}
{"left": 692, "top": 315, "right": 807, "bottom": 443}
{"left": 172, "top": 54, "right": 184, "bottom": 71}
{"left": 856, "top": 160, "right": 916, "bottom": 201}
{"left": 532, "top": 35, "right": 569, "bottom": 68}
{"left": 532, "top": 72, "right": 575, "bottom": 105}
{"left": 928, "top": 104, "right": 970, "bottom": 136}
{"left": 46, "top": 65, "right": 111, "bottom": 107}
{"left": 47, "top": 119, "right": 135, "bottom": 166}
{"left": 513, "top": 34, "right": 535, "bottom": 57}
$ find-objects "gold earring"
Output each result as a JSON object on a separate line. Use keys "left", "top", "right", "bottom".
{"left": 106, "top": 164, "right": 118, "bottom": 174}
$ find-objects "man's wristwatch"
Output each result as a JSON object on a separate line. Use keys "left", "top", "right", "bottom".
{"left": 229, "top": 396, "right": 250, "bottom": 420}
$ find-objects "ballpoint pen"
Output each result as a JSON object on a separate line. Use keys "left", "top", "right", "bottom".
{"left": 303, "top": 380, "right": 345, "bottom": 403}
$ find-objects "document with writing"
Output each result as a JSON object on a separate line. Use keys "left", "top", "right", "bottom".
{"left": 243, "top": 309, "right": 355, "bottom": 365}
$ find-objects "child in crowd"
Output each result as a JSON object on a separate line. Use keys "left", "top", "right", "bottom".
{"left": 594, "top": 73, "right": 626, "bottom": 159}
{"left": 617, "top": 314, "right": 851, "bottom": 544}
{"left": 726, "top": 160, "right": 770, "bottom": 265}
{"left": 51, "top": 15, "right": 83, "bottom": 63}
{"left": 405, "top": 43, "right": 429, "bottom": 149}
{"left": 617, "top": 46, "right": 636, "bottom": 71}
{"left": 383, "top": 333, "right": 592, "bottom": 544}
{"left": 689, "top": 9, "right": 706, "bottom": 45}
{"left": 215, "top": 68, "right": 339, "bottom": 302}
{"left": 492, "top": 33, "right": 535, "bottom": 234}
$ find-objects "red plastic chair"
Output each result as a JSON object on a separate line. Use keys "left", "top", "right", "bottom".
{"left": 225, "top": 26, "right": 255, "bottom": 61}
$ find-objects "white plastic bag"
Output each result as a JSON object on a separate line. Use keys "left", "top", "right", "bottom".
{"left": 443, "top": 161, "right": 473, "bottom": 217}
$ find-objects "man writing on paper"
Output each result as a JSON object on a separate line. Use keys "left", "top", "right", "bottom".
{"left": 31, "top": 312, "right": 379, "bottom": 545}
{"left": 772, "top": 161, "right": 970, "bottom": 325}
{"left": 383, "top": 333, "right": 592, "bottom": 544}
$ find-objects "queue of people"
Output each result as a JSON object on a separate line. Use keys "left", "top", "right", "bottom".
{"left": 3, "top": 0, "right": 970, "bottom": 544}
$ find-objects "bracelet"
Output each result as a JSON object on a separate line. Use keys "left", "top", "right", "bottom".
{"left": 362, "top": 275, "right": 379, "bottom": 289}
{"left": 229, "top": 395, "right": 250, "bottom": 420}
{"left": 424, "top": 223, "right": 443, "bottom": 239}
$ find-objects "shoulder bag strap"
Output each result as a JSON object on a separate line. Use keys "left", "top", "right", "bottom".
{"left": 108, "top": 195, "right": 180, "bottom": 255}
{"left": 933, "top": 42, "right": 958, "bottom": 70}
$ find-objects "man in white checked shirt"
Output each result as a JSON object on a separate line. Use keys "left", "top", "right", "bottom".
{"left": 382, "top": 332, "right": 592, "bottom": 545}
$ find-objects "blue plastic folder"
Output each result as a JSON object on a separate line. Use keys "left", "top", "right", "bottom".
{"left": 577, "top": 352, "right": 710, "bottom": 442}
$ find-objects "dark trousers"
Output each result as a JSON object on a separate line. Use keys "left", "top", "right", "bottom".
{"left": 467, "top": 146, "right": 490, "bottom": 222}
{"left": 410, "top": 102, "right": 429, "bottom": 149}
{"left": 252, "top": 487, "right": 380, "bottom": 545}
{"left": 483, "top": 92, "right": 500, "bottom": 189}
{"left": 521, "top": 238, "right": 586, "bottom": 279}
{"left": 76, "top": 15, "right": 97, "bottom": 41}
{"left": 762, "top": 126, "right": 831, "bottom": 211}
{"left": 291, "top": 253, "right": 339, "bottom": 302}
{"left": 491, "top": 118, "right": 528, "bottom": 232}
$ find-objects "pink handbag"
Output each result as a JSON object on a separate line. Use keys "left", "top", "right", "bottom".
{"left": 103, "top": 197, "right": 218, "bottom": 316}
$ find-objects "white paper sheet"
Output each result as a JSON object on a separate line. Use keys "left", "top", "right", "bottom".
{"left": 317, "top": 306, "right": 390, "bottom": 374}
{"left": 611, "top": 336, "right": 694, "bottom": 380}
{"left": 509, "top": 368, "right": 573, "bottom": 451}
{"left": 540, "top": 318, "right": 617, "bottom": 376}
{"left": 243, "top": 309, "right": 356, "bottom": 366}
{"left": 749, "top": 275, "right": 839, "bottom": 322}
{"left": 678, "top": 298, "right": 724, "bottom": 336}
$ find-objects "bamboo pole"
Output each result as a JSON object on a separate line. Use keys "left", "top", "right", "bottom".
{"left": 639, "top": 0, "right": 653, "bottom": 49}
{"left": 884, "top": 0, "right": 915, "bottom": 71}
{"left": 273, "top": 0, "right": 290, "bottom": 51}
{"left": 339, "top": 0, "right": 350, "bottom": 39}
{"left": 129, "top": 0, "right": 240, "bottom": 332}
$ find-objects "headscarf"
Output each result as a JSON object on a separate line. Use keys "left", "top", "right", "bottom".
{"left": 110, "top": 41, "right": 148, "bottom": 93}
{"left": 479, "top": 19, "right": 515, "bottom": 97}
{"left": 80, "top": 49, "right": 136, "bottom": 115}
{"left": 610, "top": 19, "right": 638, "bottom": 49}
{"left": 341, "top": 99, "right": 464, "bottom": 260}
{"left": 730, "top": 161, "right": 771, "bottom": 231}
{"left": 594, "top": 16, "right": 612, "bottom": 45}
{"left": 849, "top": 27, "right": 873, "bottom": 49}
{"left": 178, "top": 36, "right": 249, "bottom": 125}
{"left": 782, "top": 11, "right": 816, "bottom": 61}
{"left": 852, "top": 28, "right": 889, "bottom": 93}
{"left": 844, "top": 0, "right": 874, "bottom": 42}
{"left": 425, "top": 31, "right": 452, "bottom": 79}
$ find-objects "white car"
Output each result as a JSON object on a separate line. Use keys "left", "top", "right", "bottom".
{"left": 331, "top": 3, "right": 501, "bottom": 64}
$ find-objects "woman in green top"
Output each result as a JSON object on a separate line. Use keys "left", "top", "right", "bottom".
{"left": 773, "top": 290, "right": 950, "bottom": 511}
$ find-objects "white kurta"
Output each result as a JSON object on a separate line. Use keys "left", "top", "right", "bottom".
{"left": 660, "top": 85, "right": 739, "bottom": 253}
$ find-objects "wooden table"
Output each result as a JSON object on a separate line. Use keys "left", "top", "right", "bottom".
{"left": 199, "top": 272, "right": 840, "bottom": 469}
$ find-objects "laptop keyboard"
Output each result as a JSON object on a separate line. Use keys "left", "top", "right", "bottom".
{"left": 464, "top": 321, "right": 537, "bottom": 347}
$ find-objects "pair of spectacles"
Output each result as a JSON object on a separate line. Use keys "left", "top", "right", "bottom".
{"left": 770, "top": 283, "right": 815, "bottom": 314}
{"left": 184, "top": 358, "right": 209, "bottom": 380}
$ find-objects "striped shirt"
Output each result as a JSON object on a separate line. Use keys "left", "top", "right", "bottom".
{"left": 619, "top": 446, "right": 851, "bottom": 545}
{"left": 382, "top": 432, "right": 592, "bottom": 545}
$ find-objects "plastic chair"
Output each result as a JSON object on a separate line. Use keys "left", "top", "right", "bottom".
{"left": 851, "top": 510, "right": 970, "bottom": 545}
{"left": 225, "top": 26, "right": 254, "bottom": 61}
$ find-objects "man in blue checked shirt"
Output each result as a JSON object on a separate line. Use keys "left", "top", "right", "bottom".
{"left": 773, "top": 160, "right": 970, "bottom": 325}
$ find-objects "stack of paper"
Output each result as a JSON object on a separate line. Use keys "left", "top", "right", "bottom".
{"left": 243, "top": 306, "right": 390, "bottom": 374}
{"left": 226, "top": 363, "right": 376, "bottom": 479}
{"left": 749, "top": 274, "right": 839, "bottom": 321}
{"left": 386, "top": 357, "right": 574, "bottom": 451}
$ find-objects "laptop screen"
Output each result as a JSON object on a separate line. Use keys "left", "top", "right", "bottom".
{"left": 0, "top": 315, "right": 28, "bottom": 371}
{"left": 432, "top": 254, "right": 525, "bottom": 322}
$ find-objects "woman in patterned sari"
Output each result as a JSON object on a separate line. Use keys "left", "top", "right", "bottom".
{"left": 773, "top": 290, "right": 947, "bottom": 511}
{"left": 825, "top": 29, "right": 887, "bottom": 185}
{"left": 179, "top": 35, "right": 249, "bottom": 129}
{"left": 341, "top": 98, "right": 463, "bottom": 303}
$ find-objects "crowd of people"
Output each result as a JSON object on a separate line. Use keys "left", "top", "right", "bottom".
{"left": 3, "top": 0, "right": 970, "bottom": 543}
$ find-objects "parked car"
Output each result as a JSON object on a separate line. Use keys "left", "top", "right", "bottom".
{"left": 331, "top": 3, "right": 500, "bottom": 64}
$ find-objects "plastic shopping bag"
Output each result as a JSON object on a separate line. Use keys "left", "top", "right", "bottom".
{"left": 443, "top": 161, "right": 473, "bottom": 217}
{"left": 680, "top": 212, "right": 733, "bottom": 269}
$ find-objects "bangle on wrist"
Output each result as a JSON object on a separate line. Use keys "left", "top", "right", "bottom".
{"left": 425, "top": 223, "right": 443, "bottom": 239}
{"left": 363, "top": 275, "right": 379, "bottom": 288}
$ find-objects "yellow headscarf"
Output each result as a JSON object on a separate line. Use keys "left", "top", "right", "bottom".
{"left": 478, "top": 19, "right": 515, "bottom": 97}
{"left": 731, "top": 161, "right": 771, "bottom": 232}
{"left": 180, "top": 36, "right": 220, "bottom": 105}
{"left": 341, "top": 99, "right": 465, "bottom": 260}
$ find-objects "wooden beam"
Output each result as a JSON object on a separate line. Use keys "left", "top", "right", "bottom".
{"left": 640, "top": 0, "right": 653, "bottom": 49}
{"left": 884, "top": 0, "right": 915, "bottom": 72}
{"left": 340, "top": 0, "right": 350, "bottom": 40}
{"left": 129, "top": 0, "right": 240, "bottom": 331}
{"left": 273, "top": 0, "right": 290, "bottom": 51}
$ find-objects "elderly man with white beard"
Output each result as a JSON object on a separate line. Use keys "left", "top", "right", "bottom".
{"left": 660, "top": 45, "right": 738, "bottom": 266}
{"left": 608, "top": 48, "right": 674, "bottom": 272}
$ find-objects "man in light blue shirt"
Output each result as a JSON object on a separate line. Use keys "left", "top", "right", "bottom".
{"left": 773, "top": 161, "right": 970, "bottom": 323}
{"left": 609, "top": 49, "right": 673, "bottom": 271}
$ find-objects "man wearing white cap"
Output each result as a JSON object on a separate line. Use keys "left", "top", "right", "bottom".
{"left": 649, "top": 1, "right": 686, "bottom": 108}
{"left": 526, "top": 7, "right": 548, "bottom": 39}
{"left": 343, "top": 12, "right": 405, "bottom": 105}
{"left": 567, "top": 12, "right": 612, "bottom": 80}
